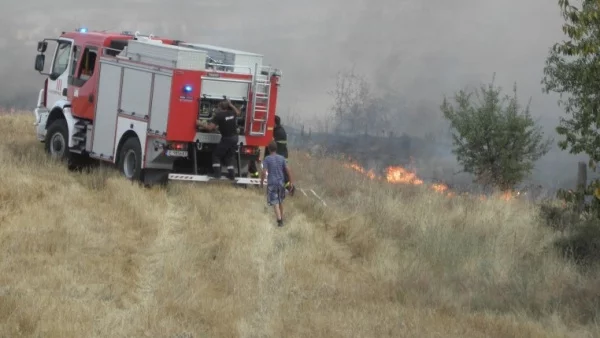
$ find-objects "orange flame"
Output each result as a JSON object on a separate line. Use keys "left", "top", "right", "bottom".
{"left": 346, "top": 163, "right": 377, "bottom": 180}
{"left": 342, "top": 160, "right": 520, "bottom": 201}
{"left": 499, "top": 190, "right": 519, "bottom": 201}
{"left": 431, "top": 183, "right": 449, "bottom": 193}
{"left": 386, "top": 166, "right": 424, "bottom": 185}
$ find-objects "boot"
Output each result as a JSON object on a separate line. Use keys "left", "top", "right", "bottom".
{"left": 227, "top": 168, "right": 235, "bottom": 180}
{"left": 212, "top": 165, "right": 221, "bottom": 179}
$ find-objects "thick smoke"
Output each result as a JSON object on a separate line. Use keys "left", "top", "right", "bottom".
{"left": 0, "top": 0, "right": 593, "bottom": 188}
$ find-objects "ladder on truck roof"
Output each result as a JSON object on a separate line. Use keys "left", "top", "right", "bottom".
{"left": 249, "top": 64, "right": 271, "bottom": 136}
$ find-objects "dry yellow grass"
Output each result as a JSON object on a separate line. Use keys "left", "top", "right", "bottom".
{"left": 0, "top": 112, "right": 599, "bottom": 337}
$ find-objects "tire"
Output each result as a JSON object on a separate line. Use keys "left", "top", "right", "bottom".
{"left": 44, "top": 118, "right": 92, "bottom": 170}
{"left": 118, "top": 137, "right": 143, "bottom": 181}
{"left": 44, "top": 118, "right": 70, "bottom": 161}
{"left": 44, "top": 117, "right": 86, "bottom": 171}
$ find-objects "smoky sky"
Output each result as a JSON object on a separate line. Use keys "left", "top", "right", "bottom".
{"left": 1, "top": 0, "right": 591, "bottom": 185}
{"left": 3, "top": 1, "right": 566, "bottom": 122}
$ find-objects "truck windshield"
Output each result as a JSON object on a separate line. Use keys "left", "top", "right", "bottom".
{"left": 52, "top": 41, "right": 71, "bottom": 76}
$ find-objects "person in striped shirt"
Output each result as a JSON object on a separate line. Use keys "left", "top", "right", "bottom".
{"left": 260, "top": 140, "right": 294, "bottom": 227}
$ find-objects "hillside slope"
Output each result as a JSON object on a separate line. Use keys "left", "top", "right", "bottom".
{"left": 0, "top": 113, "right": 599, "bottom": 337}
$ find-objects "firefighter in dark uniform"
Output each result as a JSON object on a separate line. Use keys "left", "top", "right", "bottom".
{"left": 264, "top": 115, "right": 288, "bottom": 158}
{"left": 196, "top": 99, "right": 240, "bottom": 180}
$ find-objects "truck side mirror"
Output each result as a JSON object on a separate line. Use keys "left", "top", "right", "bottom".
{"left": 37, "top": 41, "right": 47, "bottom": 53}
{"left": 34, "top": 54, "right": 45, "bottom": 72}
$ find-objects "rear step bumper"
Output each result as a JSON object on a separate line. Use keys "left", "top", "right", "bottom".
{"left": 168, "top": 173, "right": 262, "bottom": 185}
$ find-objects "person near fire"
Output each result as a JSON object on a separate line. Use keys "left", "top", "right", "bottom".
{"left": 253, "top": 115, "right": 294, "bottom": 195}
{"left": 196, "top": 98, "right": 240, "bottom": 180}
{"left": 260, "top": 140, "right": 294, "bottom": 227}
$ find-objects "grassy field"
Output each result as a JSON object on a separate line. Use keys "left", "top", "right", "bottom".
{"left": 0, "top": 113, "right": 599, "bottom": 337}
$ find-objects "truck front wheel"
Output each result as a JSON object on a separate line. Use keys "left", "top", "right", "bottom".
{"left": 45, "top": 118, "right": 69, "bottom": 161}
{"left": 118, "top": 137, "right": 142, "bottom": 181}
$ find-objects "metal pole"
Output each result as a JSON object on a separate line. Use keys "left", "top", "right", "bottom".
{"left": 192, "top": 142, "right": 198, "bottom": 175}
{"left": 237, "top": 143, "right": 242, "bottom": 178}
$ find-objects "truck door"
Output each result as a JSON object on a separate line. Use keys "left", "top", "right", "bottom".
{"left": 68, "top": 45, "right": 99, "bottom": 120}
{"left": 46, "top": 39, "right": 75, "bottom": 108}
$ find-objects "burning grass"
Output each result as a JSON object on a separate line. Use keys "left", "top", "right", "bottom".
{"left": 292, "top": 151, "right": 600, "bottom": 336}
{"left": 343, "top": 158, "right": 522, "bottom": 201}
{"left": 0, "top": 113, "right": 599, "bottom": 337}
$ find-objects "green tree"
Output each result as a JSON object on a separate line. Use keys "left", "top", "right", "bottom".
{"left": 542, "top": 0, "right": 600, "bottom": 165}
{"left": 440, "top": 77, "right": 553, "bottom": 191}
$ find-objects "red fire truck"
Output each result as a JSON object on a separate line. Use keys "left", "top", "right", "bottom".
{"left": 32, "top": 28, "right": 281, "bottom": 185}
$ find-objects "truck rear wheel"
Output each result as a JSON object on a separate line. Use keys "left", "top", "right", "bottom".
{"left": 118, "top": 137, "right": 142, "bottom": 181}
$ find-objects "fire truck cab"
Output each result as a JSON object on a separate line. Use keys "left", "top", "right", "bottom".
{"left": 32, "top": 28, "right": 281, "bottom": 185}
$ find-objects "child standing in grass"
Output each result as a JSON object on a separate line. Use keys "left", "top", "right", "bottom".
{"left": 260, "top": 140, "right": 294, "bottom": 227}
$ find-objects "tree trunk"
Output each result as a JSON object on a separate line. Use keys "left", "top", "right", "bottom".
{"left": 577, "top": 161, "right": 587, "bottom": 213}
